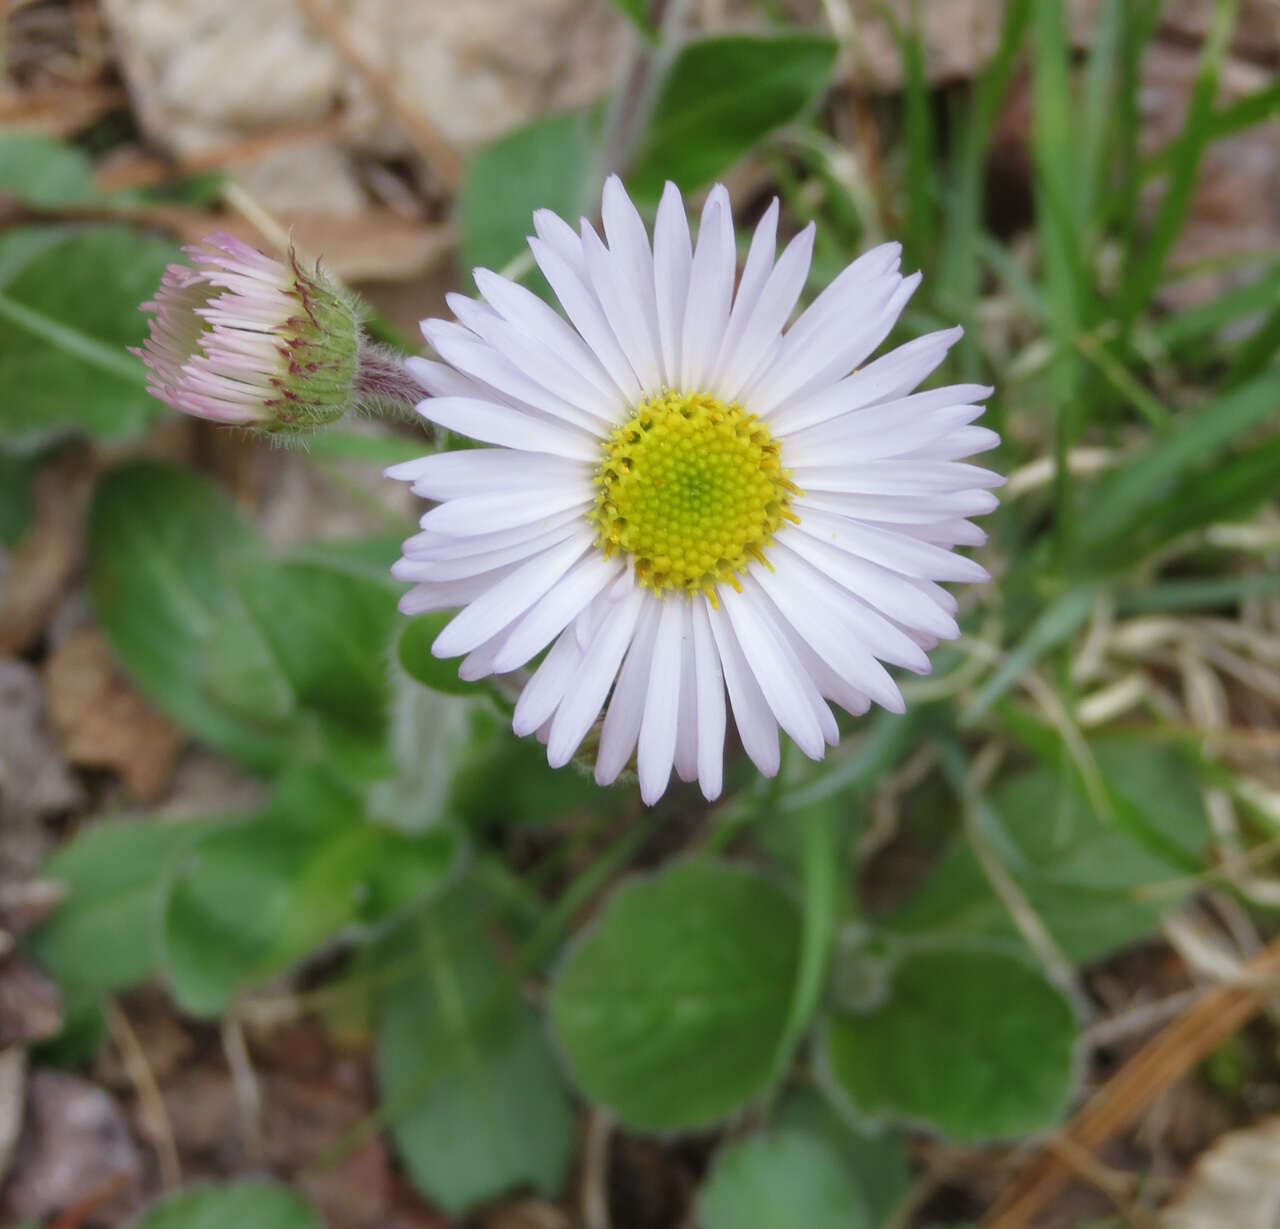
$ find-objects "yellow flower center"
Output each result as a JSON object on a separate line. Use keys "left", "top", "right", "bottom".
{"left": 589, "top": 391, "right": 799, "bottom": 598}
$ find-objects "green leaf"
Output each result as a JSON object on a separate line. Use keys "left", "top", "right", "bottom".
{"left": 450, "top": 704, "right": 604, "bottom": 827}
{"left": 399, "top": 613, "right": 497, "bottom": 699}
{"left": 90, "top": 461, "right": 402, "bottom": 774}
{"left": 779, "top": 800, "right": 842, "bottom": 1058}
{"left": 130, "top": 1182, "right": 322, "bottom": 1229}
{"left": 823, "top": 946, "right": 1077, "bottom": 1142}
{"left": 998, "top": 737, "right": 1209, "bottom": 886}
{"left": 0, "top": 224, "right": 73, "bottom": 286}
{"left": 0, "top": 225, "right": 178, "bottom": 444}
{"left": 90, "top": 461, "right": 288, "bottom": 770}
{"left": 458, "top": 108, "right": 599, "bottom": 276}
{"left": 887, "top": 738, "right": 1209, "bottom": 963}
{"left": 231, "top": 552, "right": 399, "bottom": 751}
{"left": 700, "top": 1129, "right": 871, "bottom": 1229}
{"left": 28, "top": 815, "right": 217, "bottom": 996}
{"left": 550, "top": 860, "right": 802, "bottom": 1130}
{"left": 773, "top": 1088, "right": 910, "bottom": 1227}
{"left": 162, "top": 768, "right": 458, "bottom": 1016}
{"left": 627, "top": 33, "right": 838, "bottom": 198}
{"left": 376, "top": 889, "right": 574, "bottom": 1214}
{"left": 0, "top": 133, "right": 98, "bottom": 206}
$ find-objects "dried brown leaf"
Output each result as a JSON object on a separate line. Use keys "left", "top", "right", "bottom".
{"left": 44, "top": 627, "right": 183, "bottom": 802}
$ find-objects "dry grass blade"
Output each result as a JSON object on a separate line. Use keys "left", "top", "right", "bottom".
{"left": 982, "top": 932, "right": 1280, "bottom": 1228}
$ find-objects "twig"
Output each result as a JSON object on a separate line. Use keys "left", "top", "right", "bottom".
{"left": 1083, "top": 989, "right": 1199, "bottom": 1049}
{"left": 579, "top": 1108, "right": 614, "bottom": 1229}
{"left": 1041, "top": 1135, "right": 1157, "bottom": 1229}
{"left": 222, "top": 1012, "right": 265, "bottom": 1163}
{"left": 106, "top": 999, "right": 182, "bottom": 1191}
{"left": 981, "top": 931, "right": 1280, "bottom": 1228}
{"left": 292, "top": 0, "right": 463, "bottom": 189}
{"left": 47, "top": 1173, "right": 131, "bottom": 1229}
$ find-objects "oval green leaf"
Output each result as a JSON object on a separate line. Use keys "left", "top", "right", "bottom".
{"left": 130, "top": 1181, "right": 321, "bottom": 1229}
{"left": 376, "top": 890, "right": 574, "bottom": 1214}
{"left": 700, "top": 1129, "right": 871, "bottom": 1229}
{"left": 822, "top": 946, "right": 1077, "bottom": 1143}
{"left": 0, "top": 225, "right": 179, "bottom": 444}
{"left": 550, "top": 860, "right": 802, "bottom": 1130}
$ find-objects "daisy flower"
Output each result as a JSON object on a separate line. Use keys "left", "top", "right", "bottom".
{"left": 134, "top": 233, "right": 419, "bottom": 433}
{"left": 389, "top": 176, "right": 1000, "bottom": 804}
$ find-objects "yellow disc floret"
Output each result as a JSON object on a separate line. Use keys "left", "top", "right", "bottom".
{"left": 589, "top": 391, "right": 800, "bottom": 598}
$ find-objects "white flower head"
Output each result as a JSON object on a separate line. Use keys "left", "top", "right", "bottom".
{"left": 389, "top": 177, "right": 1000, "bottom": 805}
{"left": 134, "top": 233, "right": 421, "bottom": 434}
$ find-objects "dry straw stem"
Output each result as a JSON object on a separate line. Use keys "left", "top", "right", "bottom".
{"left": 982, "top": 931, "right": 1280, "bottom": 1229}
{"left": 105, "top": 999, "right": 182, "bottom": 1191}
{"left": 292, "top": 0, "right": 464, "bottom": 190}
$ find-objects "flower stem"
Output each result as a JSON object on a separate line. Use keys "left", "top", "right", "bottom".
{"left": 353, "top": 343, "right": 423, "bottom": 419}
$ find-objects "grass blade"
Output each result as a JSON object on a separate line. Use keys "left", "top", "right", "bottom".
{"left": 1079, "top": 367, "right": 1280, "bottom": 552}
{"left": 962, "top": 585, "right": 1097, "bottom": 726}
{"left": 1116, "top": 0, "right": 1239, "bottom": 325}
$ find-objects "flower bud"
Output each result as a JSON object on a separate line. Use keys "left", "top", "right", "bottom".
{"left": 133, "top": 233, "right": 417, "bottom": 436}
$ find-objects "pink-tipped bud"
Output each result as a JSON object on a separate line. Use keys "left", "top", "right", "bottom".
{"left": 133, "top": 233, "right": 414, "bottom": 436}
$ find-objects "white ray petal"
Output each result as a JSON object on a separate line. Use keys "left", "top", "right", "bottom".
{"left": 387, "top": 447, "right": 590, "bottom": 497}
{"left": 691, "top": 598, "right": 726, "bottom": 801}
{"left": 405, "top": 354, "right": 490, "bottom": 399}
{"left": 706, "top": 598, "right": 780, "bottom": 777}
{"left": 795, "top": 488, "right": 1000, "bottom": 523}
{"left": 673, "top": 605, "right": 699, "bottom": 784}
{"left": 401, "top": 506, "right": 584, "bottom": 560}
{"left": 680, "top": 186, "right": 736, "bottom": 391}
{"left": 581, "top": 220, "right": 663, "bottom": 394}
{"left": 446, "top": 289, "right": 622, "bottom": 425}
{"left": 777, "top": 534, "right": 958, "bottom": 641}
{"left": 715, "top": 219, "right": 814, "bottom": 400}
{"left": 600, "top": 175, "right": 665, "bottom": 387}
{"left": 595, "top": 602, "right": 661, "bottom": 787}
{"left": 423, "top": 319, "right": 603, "bottom": 434}
{"left": 766, "top": 328, "right": 966, "bottom": 435}
{"left": 513, "top": 629, "right": 585, "bottom": 736}
{"left": 793, "top": 508, "right": 989, "bottom": 583}
{"left": 473, "top": 266, "right": 626, "bottom": 410}
{"left": 392, "top": 521, "right": 579, "bottom": 582}
{"left": 721, "top": 585, "right": 826, "bottom": 759}
{"left": 529, "top": 236, "right": 644, "bottom": 401}
{"left": 418, "top": 395, "right": 600, "bottom": 461}
{"left": 710, "top": 199, "right": 780, "bottom": 388}
{"left": 547, "top": 587, "right": 646, "bottom": 768}
{"left": 418, "top": 486, "right": 592, "bottom": 536}
{"left": 432, "top": 532, "right": 591, "bottom": 658}
{"left": 750, "top": 552, "right": 904, "bottom": 713}
{"left": 492, "top": 551, "right": 622, "bottom": 673}
{"left": 652, "top": 181, "right": 693, "bottom": 383}
{"left": 636, "top": 598, "right": 685, "bottom": 804}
